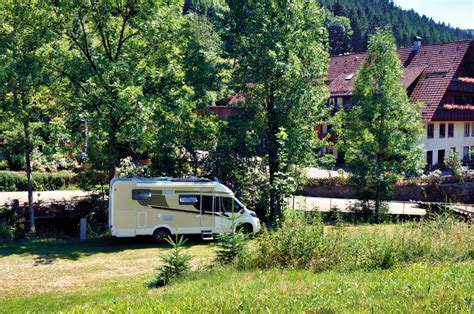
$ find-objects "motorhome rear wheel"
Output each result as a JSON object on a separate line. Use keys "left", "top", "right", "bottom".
{"left": 152, "top": 228, "right": 171, "bottom": 244}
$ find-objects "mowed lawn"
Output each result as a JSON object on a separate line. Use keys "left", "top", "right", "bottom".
{"left": 0, "top": 230, "right": 473, "bottom": 313}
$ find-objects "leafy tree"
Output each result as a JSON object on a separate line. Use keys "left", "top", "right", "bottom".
{"left": 225, "top": 0, "right": 329, "bottom": 223}
{"left": 183, "top": 13, "right": 232, "bottom": 109}
{"left": 146, "top": 12, "right": 229, "bottom": 177}
{"left": 323, "top": 10, "right": 353, "bottom": 56}
{"left": 0, "top": 2, "right": 53, "bottom": 231}
{"left": 204, "top": 100, "right": 270, "bottom": 220}
{"left": 334, "top": 28, "right": 424, "bottom": 219}
{"left": 48, "top": 0, "right": 192, "bottom": 180}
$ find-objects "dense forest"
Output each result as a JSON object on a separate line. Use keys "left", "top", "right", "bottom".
{"left": 319, "top": 0, "right": 471, "bottom": 53}
{"left": 186, "top": 0, "right": 471, "bottom": 55}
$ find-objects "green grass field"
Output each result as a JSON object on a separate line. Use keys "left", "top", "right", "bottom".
{"left": 0, "top": 225, "right": 473, "bottom": 313}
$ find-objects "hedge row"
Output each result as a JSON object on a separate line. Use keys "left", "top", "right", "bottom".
{"left": 0, "top": 171, "right": 76, "bottom": 192}
{"left": 306, "top": 176, "right": 349, "bottom": 187}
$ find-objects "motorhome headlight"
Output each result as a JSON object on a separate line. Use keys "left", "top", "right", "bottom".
{"left": 249, "top": 211, "right": 258, "bottom": 218}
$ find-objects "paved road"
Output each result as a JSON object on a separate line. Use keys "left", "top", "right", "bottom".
{"left": 0, "top": 190, "right": 91, "bottom": 206}
{"left": 290, "top": 196, "right": 426, "bottom": 216}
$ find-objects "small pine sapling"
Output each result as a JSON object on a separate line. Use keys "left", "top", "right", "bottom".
{"left": 215, "top": 222, "right": 247, "bottom": 265}
{"left": 147, "top": 233, "right": 191, "bottom": 288}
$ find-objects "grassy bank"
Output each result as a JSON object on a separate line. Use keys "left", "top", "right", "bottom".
{"left": 1, "top": 262, "right": 472, "bottom": 312}
{"left": 0, "top": 221, "right": 472, "bottom": 312}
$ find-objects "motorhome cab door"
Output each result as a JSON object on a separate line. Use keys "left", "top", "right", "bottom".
{"left": 214, "top": 196, "right": 243, "bottom": 233}
{"left": 200, "top": 192, "right": 215, "bottom": 229}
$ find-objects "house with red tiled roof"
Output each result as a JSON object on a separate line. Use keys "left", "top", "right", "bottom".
{"left": 209, "top": 38, "right": 474, "bottom": 168}
{"left": 325, "top": 38, "right": 474, "bottom": 168}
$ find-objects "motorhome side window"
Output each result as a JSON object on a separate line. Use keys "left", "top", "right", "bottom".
{"left": 132, "top": 189, "right": 151, "bottom": 201}
{"left": 179, "top": 195, "right": 198, "bottom": 205}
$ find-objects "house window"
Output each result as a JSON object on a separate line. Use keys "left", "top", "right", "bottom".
{"left": 471, "top": 146, "right": 474, "bottom": 160}
{"left": 437, "top": 149, "right": 445, "bottom": 166}
{"left": 450, "top": 147, "right": 456, "bottom": 153}
{"left": 463, "top": 146, "right": 470, "bottom": 160}
{"left": 328, "top": 98, "right": 335, "bottom": 107}
{"left": 448, "top": 123, "right": 454, "bottom": 137}
{"left": 426, "top": 151, "right": 433, "bottom": 167}
{"left": 427, "top": 123, "right": 434, "bottom": 139}
{"left": 439, "top": 123, "right": 446, "bottom": 138}
{"left": 344, "top": 97, "right": 352, "bottom": 108}
{"left": 471, "top": 123, "right": 474, "bottom": 137}
{"left": 337, "top": 97, "right": 344, "bottom": 108}
{"left": 464, "top": 123, "right": 470, "bottom": 137}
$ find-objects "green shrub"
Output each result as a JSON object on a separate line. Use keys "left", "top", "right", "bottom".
{"left": 306, "top": 176, "right": 349, "bottom": 187}
{"left": 32, "top": 171, "right": 74, "bottom": 191}
{"left": 0, "top": 160, "right": 8, "bottom": 170}
{"left": 0, "top": 171, "right": 75, "bottom": 192}
{"left": 0, "top": 206, "right": 29, "bottom": 240}
{"left": 0, "top": 171, "right": 27, "bottom": 191}
{"left": 445, "top": 150, "right": 463, "bottom": 178}
{"left": 147, "top": 234, "right": 192, "bottom": 288}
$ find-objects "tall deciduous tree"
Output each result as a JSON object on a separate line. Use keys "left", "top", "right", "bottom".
{"left": 225, "top": 0, "right": 329, "bottom": 222}
{"left": 0, "top": 2, "right": 53, "bottom": 232}
{"left": 334, "top": 28, "right": 424, "bottom": 218}
{"left": 48, "top": 0, "right": 190, "bottom": 180}
{"left": 324, "top": 10, "right": 353, "bottom": 56}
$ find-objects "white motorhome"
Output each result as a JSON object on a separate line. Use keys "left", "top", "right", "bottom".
{"left": 109, "top": 177, "right": 261, "bottom": 242}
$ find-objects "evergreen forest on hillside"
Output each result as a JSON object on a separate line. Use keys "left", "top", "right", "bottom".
{"left": 185, "top": 0, "right": 471, "bottom": 55}
{"left": 320, "top": 0, "right": 471, "bottom": 52}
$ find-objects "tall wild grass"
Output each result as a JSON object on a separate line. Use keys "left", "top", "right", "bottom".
{"left": 238, "top": 211, "right": 473, "bottom": 272}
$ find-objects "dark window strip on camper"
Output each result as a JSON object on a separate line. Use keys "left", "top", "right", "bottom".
{"left": 132, "top": 189, "right": 151, "bottom": 200}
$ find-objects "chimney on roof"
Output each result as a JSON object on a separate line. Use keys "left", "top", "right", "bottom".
{"left": 413, "top": 36, "right": 422, "bottom": 51}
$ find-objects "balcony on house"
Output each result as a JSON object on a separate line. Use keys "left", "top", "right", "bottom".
{"left": 443, "top": 79, "right": 474, "bottom": 111}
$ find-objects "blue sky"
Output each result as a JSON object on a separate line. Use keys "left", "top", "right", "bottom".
{"left": 393, "top": 0, "right": 474, "bottom": 29}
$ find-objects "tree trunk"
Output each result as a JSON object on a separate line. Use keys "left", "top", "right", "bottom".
{"left": 108, "top": 129, "right": 118, "bottom": 182}
{"left": 24, "top": 121, "right": 35, "bottom": 233}
{"left": 374, "top": 190, "right": 380, "bottom": 223}
{"left": 267, "top": 87, "right": 281, "bottom": 223}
